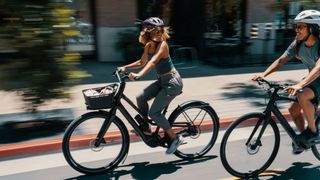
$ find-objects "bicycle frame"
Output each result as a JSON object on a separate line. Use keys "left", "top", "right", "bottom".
{"left": 95, "top": 71, "right": 190, "bottom": 148}
{"left": 249, "top": 81, "right": 318, "bottom": 148}
{"left": 263, "top": 87, "right": 300, "bottom": 143}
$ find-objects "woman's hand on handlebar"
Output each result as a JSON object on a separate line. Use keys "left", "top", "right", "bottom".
{"left": 128, "top": 72, "right": 141, "bottom": 80}
{"left": 284, "top": 84, "right": 303, "bottom": 97}
{"left": 252, "top": 74, "right": 265, "bottom": 81}
{"left": 117, "top": 66, "right": 126, "bottom": 73}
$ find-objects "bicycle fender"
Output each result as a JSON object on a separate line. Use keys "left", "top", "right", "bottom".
{"left": 77, "top": 110, "right": 111, "bottom": 121}
{"left": 168, "top": 100, "right": 218, "bottom": 124}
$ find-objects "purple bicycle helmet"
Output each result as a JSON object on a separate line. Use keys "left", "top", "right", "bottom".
{"left": 141, "top": 17, "right": 164, "bottom": 30}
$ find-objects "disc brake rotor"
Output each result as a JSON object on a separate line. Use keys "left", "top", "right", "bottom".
{"left": 247, "top": 139, "right": 260, "bottom": 155}
{"left": 90, "top": 139, "right": 105, "bottom": 152}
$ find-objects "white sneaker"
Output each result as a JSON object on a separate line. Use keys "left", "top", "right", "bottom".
{"left": 166, "top": 135, "right": 184, "bottom": 155}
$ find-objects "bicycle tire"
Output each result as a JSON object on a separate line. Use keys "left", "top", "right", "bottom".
{"left": 311, "top": 117, "right": 320, "bottom": 160}
{"left": 169, "top": 101, "right": 219, "bottom": 159}
{"left": 220, "top": 112, "right": 280, "bottom": 178}
{"left": 311, "top": 142, "right": 320, "bottom": 161}
{"left": 62, "top": 111, "right": 129, "bottom": 175}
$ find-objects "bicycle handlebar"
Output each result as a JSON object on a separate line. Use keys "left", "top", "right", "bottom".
{"left": 255, "top": 78, "right": 297, "bottom": 102}
{"left": 113, "top": 70, "right": 129, "bottom": 83}
{"left": 255, "top": 78, "right": 290, "bottom": 91}
{"left": 113, "top": 69, "right": 140, "bottom": 83}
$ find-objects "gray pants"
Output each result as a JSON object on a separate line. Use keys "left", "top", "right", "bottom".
{"left": 136, "top": 72, "right": 183, "bottom": 131}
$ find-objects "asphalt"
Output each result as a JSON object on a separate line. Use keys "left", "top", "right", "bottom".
{"left": 0, "top": 59, "right": 309, "bottom": 158}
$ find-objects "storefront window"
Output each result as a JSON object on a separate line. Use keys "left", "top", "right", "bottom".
{"left": 67, "top": 0, "right": 95, "bottom": 57}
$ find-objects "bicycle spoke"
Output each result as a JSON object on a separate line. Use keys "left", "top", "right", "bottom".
{"left": 181, "top": 109, "right": 207, "bottom": 126}
{"left": 172, "top": 104, "right": 219, "bottom": 159}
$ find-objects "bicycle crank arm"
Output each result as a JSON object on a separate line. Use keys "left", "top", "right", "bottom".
{"left": 308, "top": 137, "right": 320, "bottom": 145}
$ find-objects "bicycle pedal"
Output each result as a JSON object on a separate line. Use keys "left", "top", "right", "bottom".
{"left": 292, "top": 147, "right": 304, "bottom": 155}
{"left": 291, "top": 142, "right": 304, "bottom": 155}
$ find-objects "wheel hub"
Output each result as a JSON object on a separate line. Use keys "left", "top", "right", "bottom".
{"left": 247, "top": 139, "right": 260, "bottom": 155}
{"left": 189, "top": 125, "right": 200, "bottom": 139}
{"left": 90, "top": 139, "right": 105, "bottom": 152}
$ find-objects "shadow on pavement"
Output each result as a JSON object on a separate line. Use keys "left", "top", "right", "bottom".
{"left": 252, "top": 162, "right": 320, "bottom": 180}
{"left": 66, "top": 155, "right": 217, "bottom": 180}
{"left": 221, "top": 79, "right": 298, "bottom": 107}
{"left": 0, "top": 118, "right": 70, "bottom": 144}
{"left": 0, "top": 109, "right": 73, "bottom": 144}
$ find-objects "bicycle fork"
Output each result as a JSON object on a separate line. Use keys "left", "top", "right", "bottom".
{"left": 245, "top": 114, "right": 270, "bottom": 152}
{"left": 94, "top": 111, "right": 115, "bottom": 147}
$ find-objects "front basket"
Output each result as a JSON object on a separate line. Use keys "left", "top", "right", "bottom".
{"left": 82, "top": 83, "right": 118, "bottom": 110}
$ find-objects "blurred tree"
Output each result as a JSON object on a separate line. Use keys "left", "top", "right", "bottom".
{"left": 0, "top": 0, "right": 87, "bottom": 111}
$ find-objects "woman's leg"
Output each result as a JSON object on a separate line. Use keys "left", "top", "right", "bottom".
{"left": 288, "top": 102, "right": 305, "bottom": 132}
{"left": 149, "top": 88, "right": 184, "bottom": 154}
{"left": 136, "top": 81, "right": 161, "bottom": 117}
{"left": 149, "top": 88, "right": 176, "bottom": 136}
{"left": 297, "top": 87, "right": 317, "bottom": 133}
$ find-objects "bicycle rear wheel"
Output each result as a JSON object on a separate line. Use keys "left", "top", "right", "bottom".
{"left": 311, "top": 140, "right": 320, "bottom": 160}
{"left": 220, "top": 113, "right": 280, "bottom": 178}
{"left": 62, "top": 111, "right": 129, "bottom": 175}
{"left": 169, "top": 101, "right": 219, "bottom": 159}
{"left": 311, "top": 117, "right": 320, "bottom": 160}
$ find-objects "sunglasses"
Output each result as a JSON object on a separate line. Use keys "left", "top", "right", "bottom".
{"left": 151, "top": 28, "right": 164, "bottom": 34}
{"left": 295, "top": 24, "right": 307, "bottom": 31}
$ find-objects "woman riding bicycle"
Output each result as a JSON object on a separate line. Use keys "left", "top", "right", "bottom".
{"left": 118, "top": 17, "right": 184, "bottom": 154}
{"left": 253, "top": 10, "right": 320, "bottom": 149}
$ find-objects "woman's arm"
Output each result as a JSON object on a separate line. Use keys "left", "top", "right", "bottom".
{"left": 285, "top": 57, "right": 320, "bottom": 96}
{"left": 137, "top": 42, "right": 168, "bottom": 77}
{"left": 128, "top": 41, "right": 168, "bottom": 80}
{"left": 252, "top": 55, "right": 290, "bottom": 80}
{"left": 264, "top": 55, "right": 289, "bottom": 76}
{"left": 119, "top": 44, "right": 150, "bottom": 71}
{"left": 298, "top": 57, "right": 320, "bottom": 87}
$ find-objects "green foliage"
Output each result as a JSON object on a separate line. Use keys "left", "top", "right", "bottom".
{"left": 0, "top": 0, "right": 84, "bottom": 111}
{"left": 115, "top": 29, "right": 143, "bottom": 63}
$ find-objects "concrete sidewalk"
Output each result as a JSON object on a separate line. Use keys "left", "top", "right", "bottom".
{"left": 0, "top": 60, "right": 309, "bottom": 158}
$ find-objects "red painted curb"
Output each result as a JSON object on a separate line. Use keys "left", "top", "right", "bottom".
{"left": 0, "top": 112, "right": 294, "bottom": 158}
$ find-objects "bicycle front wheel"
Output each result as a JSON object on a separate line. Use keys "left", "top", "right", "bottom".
{"left": 170, "top": 101, "right": 219, "bottom": 159}
{"left": 62, "top": 111, "right": 129, "bottom": 175}
{"left": 220, "top": 113, "right": 280, "bottom": 178}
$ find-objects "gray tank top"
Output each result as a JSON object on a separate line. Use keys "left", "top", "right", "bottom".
{"left": 148, "top": 54, "right": 174, "bottom": 74}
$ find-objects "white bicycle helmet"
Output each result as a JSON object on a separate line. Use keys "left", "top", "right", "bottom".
{"left": 141, "top": 17, "right": 164, "bottom": 30}
{"left": 294, "top": 9, "right": 320, "bottom": 26}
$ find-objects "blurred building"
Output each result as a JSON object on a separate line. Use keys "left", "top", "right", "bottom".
{"left": 2, "top": 0, "right": 320, "bottom": 65}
